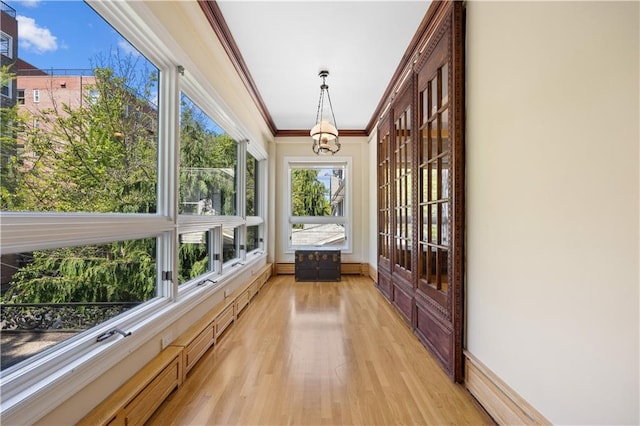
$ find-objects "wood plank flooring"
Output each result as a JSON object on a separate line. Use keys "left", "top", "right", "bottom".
{"left": 148, "top": 275, "right": 493, "bottom": 425}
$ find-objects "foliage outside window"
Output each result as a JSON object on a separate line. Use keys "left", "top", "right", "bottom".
{"left": 1, "top": 238, "right": 157, "bottom": 370}
{"left": 0, "top": 2, "right": 160, "bottom": 375}
{"left": 179, "top": 94, "right": 236, "bottom": 217}
{"left": 287, "top": 159, "right": 349, "bottom": 250}
{"left": 246, "top": 153, "right": 257, "bottom": 217}
{"left": 0, "top": 2, "right": 266, "bottom": 417}
{"left": 178, "top": 231, "right": 210, "bottom": 285}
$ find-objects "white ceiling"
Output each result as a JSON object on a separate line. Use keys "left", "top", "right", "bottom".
{"left": 215, "top": 1, "right": 431, "bottom": 132}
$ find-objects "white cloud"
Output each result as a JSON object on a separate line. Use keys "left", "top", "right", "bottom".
{"left": 18, "top": 0, "right": 41, "bottom": 8}
{"left": 16, "top": 15, "right": 58, "bottom": 54}
{"left": 117, "top": 39, "right": 140, "bottom": 58}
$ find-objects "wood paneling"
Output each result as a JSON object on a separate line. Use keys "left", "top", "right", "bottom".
{"left": 375, "top": 0, "right": 465, "bottom": 382}
{"left": 78, "top": 347, "right": 183, "bottom": 426}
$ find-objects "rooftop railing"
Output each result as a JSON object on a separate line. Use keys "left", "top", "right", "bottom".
{"left": 1, "top": 1, "right": 16, "bottom": 18}
{"left": 18, "top": 68, "right": 95, "bottom": 77}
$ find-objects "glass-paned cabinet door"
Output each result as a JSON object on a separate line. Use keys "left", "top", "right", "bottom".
{"left": 418, "top": 60, "right": 450, "bottom": 299}
{"left": 393, "top": 103, "right": 412, "bottom": 274}
{"left": 377, "top": 115, "right": 392, "bottom": 269}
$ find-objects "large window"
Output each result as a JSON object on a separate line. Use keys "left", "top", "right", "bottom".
{"left": 0, "top": 1, "right": 267, "bottom": 421}
{"left": 0, "top": 0, "right": 162, "bottom": 378}
{"left": 285, "top": 158, "right": 350, "bottom": 251}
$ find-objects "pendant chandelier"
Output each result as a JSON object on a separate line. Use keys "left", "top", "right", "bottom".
{"left": 310, "top": 70, "right": 340, "bottom": 155}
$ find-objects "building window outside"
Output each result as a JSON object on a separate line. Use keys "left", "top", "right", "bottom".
{"left": 17, "top": 89, "right": 24, "bottom": 105}
{"left": 286, "top": 158, "right": 350, "bottom": 251}
{"left": 0, "top": 32, "right": 12, "bottom": 58}
{"left": 1, "top": 81, "right": 10, "bottom": 98}
{"left": 32, "top": 89, "right": 39, "bottom": 103}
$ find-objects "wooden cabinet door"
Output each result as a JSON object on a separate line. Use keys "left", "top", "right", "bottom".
{"left": 414, "top": 2, "right": 464, "bottom": 381}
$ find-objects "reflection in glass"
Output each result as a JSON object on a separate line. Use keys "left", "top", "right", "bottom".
{"left": 180, "top": 94, "right": 237, "bottom": 216}
{"left": 430, "top": 77, "right": 438, "bottom": 117}
{"left": 179, "top": 231, "right": 209, "bottom": 284}
{"left": 440, "top": 158, "right": 449, "bottom": 200}
{"left": 441, "top": 202, "right": 449, "bottom": 246}
{"left": 441, "top": 63, "right": 449, "bottom": 106}
{"left": 247, "top": 225, "right": 260, "bottom": 252}
{"left": 222, "top": 227, "right": 237, "bottom": 263}
{"left": 441, "top": 109, "right": 449, "bottom": 154}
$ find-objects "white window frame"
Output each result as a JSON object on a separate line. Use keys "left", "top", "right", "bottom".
{"left": 32, "top": 89, "right": 40, "bottom": 103}
{"left": 1, "top": 31, "right": 13, "bottom": 59}
{"left": 1, "top": 80, "right": 10, "bottom": 98}
{"left": 283, "top": 156, "right": 352, "bottom": 253}
{"left": 0, "top": 1, "right": 270, "bottom": 424}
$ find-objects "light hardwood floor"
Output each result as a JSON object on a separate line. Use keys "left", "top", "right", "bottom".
{"left": 149, "top": 275, "right": 493, "bottom": 425}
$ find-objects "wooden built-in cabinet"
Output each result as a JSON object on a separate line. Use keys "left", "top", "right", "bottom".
{"left": 376, "top": 0, "right": 464, "bottom": 382}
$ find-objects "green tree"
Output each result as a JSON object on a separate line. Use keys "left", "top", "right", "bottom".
{"left": 3, "top": 57, "right": 159, "bottom": 304}
{"left": 0, "top": 66, "right": 25, "bottom": 210}
{"left": 291, "top": 169, "right": 330, "bottom": 217}
{"left": 177, "top": 95, "right": 237, "bottom": 282}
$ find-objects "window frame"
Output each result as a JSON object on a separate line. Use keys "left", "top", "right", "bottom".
{"left": 1, "top": 31, "right": 13, "bottom": 59}
{"left": 0, "top": 1, "right": 270, "bottom": 423}
{"left": 283, "top": 156, "right": 352, "bottom": 253}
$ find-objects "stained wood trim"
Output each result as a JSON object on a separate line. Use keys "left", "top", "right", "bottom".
{"left": 365, "top": 0, "right": 452, "bottom": 134}
{"left": 276, "top": 262, "right": 364, "bottom": 275}
{"left": 464, "top": 351, "right": 551, "bottom": 425}
{"left": 276, "top": 129, "right": 368, "bottom": 138}
{"left": 198, "top": 1, "right": 277, "bottom": 136}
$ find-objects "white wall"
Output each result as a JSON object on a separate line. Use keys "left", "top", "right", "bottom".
{"left": 273, "top": 137, "right": 370, "bottom": 264}
{"left": 465, "top": 1, "right": 639, "bottom": 424}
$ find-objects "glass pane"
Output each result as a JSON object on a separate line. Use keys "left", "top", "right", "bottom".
{"left": 179, "top": 94, "right": 237, "bottom": 216}
{"left": 247, "top": 225, "right": 260, "bottom": 252}
{"left": 178, "top": 231, "right": 209, "bottom": 284}
{"left": 439, "top": 248, "right": 449, "bottom": 293}
{"left": 427, "top": 245, "right": 437, "bottom": 284}
{"left": 1, "top": 238, "right": 157, "bottom": 371}
{"left": 222, "top": 227, "right": 238, "bottom": 263}
{"left": 246, "top": 153, "right": 258, "bottom": 216}
{"left": 291, "top": 223, "right": 345, "bottom": 247}
{"left": 430, "top": 77, "right": 438, "bottom": 117}
{"left": 420, "top": 127, "right": 428, "bottom": 164}
{"left": 291, "top": 166, "right": 345, "bottom": 217}
{"left": 440, "top": 202, "right": 449, "bottom": 246}
{"left": 430, "top": 162, "right": 439, "bottom": 201}
{"left": 430, "top": 119, "right": 438, "bottom": 159}
{"left": 2, "top": 3, "right": 159, "bottom": 213}
{"left": 441, "top": 109, "right": 449, "bottom": 154}
{"left": 421, "top": 89, "right": 428, "bottom": 124}
{"left": 430, "top": 204, "right": 438, "bottom": 243}
{"left": 441, "top": 63, "right": 449, "bottom": 106}
{"left": 421, "top": 205, "right": 429, "bottom": 242}
{"left": 419, "top": 244, "right": 427, "bottom": 279}
{"left": 441, "top": 157, "right": 449, "bottom": 200}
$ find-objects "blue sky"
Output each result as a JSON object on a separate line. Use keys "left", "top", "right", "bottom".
{"left": 7, "top": 0, "right": 137, "bottom": 70}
